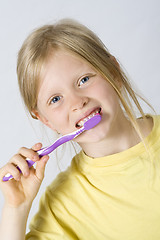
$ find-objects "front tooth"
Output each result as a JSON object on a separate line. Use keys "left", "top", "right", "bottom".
{"left": 77, "top": 109, "right": 100, "bottom": 127}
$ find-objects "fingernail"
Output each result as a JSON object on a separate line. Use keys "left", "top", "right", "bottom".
{"left": 35, "top": 143, "right": 41, "bottom": 148}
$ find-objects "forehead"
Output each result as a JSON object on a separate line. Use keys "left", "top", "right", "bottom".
{"left": 37, "top": 49, "right": 96, "bottom": 98}
{"left": 41, "top": 49, "right": 94, "bottom": 83}
{"left": 45, "top": 49, "right": 92, "bottom": 72}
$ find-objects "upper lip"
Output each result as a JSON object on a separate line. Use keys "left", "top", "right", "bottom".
{"left": 75, "top": 107, "right": 101, "bottom": 127}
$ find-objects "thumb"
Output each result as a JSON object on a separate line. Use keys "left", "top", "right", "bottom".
{"left": 35, "top": 155, "right": 49, "bottom": 181}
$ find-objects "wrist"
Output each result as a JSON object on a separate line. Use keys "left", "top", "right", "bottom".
{"left": 3, "top": 200, "right": 32, "bottom": 216}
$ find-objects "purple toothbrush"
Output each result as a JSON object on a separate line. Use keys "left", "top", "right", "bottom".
{"left": 3, "top": 113, "right": 101, "bottom": 181}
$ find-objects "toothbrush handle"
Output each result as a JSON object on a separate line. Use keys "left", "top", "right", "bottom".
{"left": 2, "top": 159, "right": 35, "bottom": 181}
{"left": 3, "top": 123, "right": 87, "bottom": 182}
{"left": 2, "top": 128, "right": 84, "bottom": 181}
{"left": 2, "top": 148, "right": 46, "bottom": 182}
{"left": 2, "top": 141, "right": 67, "bottom": 181}
{"left": 2, "top": 114, "right": 101, "bottom": 181}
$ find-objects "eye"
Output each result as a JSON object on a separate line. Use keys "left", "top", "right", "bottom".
{"left": 79, "top": 76, "right": 90, "bottom": 86}
{"left": 50, "top": 96, "right": 61, "bottom": 104}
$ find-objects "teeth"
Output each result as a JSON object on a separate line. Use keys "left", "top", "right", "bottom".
{"left": 76, "top": 109, "right": 100, "bottom": 127}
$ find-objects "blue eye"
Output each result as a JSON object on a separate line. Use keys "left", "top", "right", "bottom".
{"left": 50, "top": 96, "right": 61, "bottom": 104}
{"left": 79, "top": 76, "right": 90, "bottom": 86}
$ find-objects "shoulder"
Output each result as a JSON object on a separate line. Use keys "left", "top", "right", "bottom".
{"left": 147, "top": 114, "right": 160, "bottom": 137}
{"left": 143, "top": 114, "right": 160, "bottom": 148}
{"left": 151, "top": 114, "right": 160, "bottom": 128}
{"left": 137, "top": 114, "right": 160, "bottom": 139}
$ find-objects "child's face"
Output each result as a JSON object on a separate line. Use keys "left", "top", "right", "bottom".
{"left": 36, "top": 50, "right": 122, "bottom": 145}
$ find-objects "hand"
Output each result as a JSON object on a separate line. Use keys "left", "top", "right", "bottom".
{"left": 0, "top": 143, "right": 49, "bottom": 208}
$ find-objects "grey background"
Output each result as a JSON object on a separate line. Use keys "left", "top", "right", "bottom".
{"left": 0, "top": 0, "right": 160, "bottom": 232}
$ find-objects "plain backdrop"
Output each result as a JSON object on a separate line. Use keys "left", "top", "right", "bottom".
{"left": 0, "top": 0, "right": 160, "bottom": 232}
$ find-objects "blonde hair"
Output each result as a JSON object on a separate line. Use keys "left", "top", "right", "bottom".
{"left": 17, "top": 18, "right": 153, "bottom": 141}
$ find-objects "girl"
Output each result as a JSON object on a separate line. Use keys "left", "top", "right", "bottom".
{"left": 0, "top": 19, "right": 159, "bottom": 240}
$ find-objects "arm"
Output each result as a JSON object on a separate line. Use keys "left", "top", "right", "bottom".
{"left": 0, "top": 143, "right": 49, "bottom": 240}
{"left": 0, "top": 203, "right": 31, "bottom": 240}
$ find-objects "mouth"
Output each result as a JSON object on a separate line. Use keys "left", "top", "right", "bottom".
{"left": 75, "top": 108, "right": 102, "bottom": 128}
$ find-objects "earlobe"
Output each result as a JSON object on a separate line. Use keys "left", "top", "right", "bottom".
{"left": 32, "top": 109, "right": 43, "bottom": 122}
{"left": 32, "top": 109, "right": 55, "bottom": 130}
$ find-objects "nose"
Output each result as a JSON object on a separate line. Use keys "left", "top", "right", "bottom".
{"left": 70, "top": 93, "right": 89, "bottom": 112}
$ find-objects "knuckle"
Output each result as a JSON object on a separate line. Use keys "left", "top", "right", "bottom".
{"left": 6, "top": 162, "right": 13, "bottom": 168}
{"left": 10, "top": 153, "right": 20, "bottom": 162}
{"left": 18, "top": 146, "right": 26, "bottom": 153}
{"left": 0, "top": 165, "right": 7, "bottom": 175}
{"left": 14, "top": 153, "right": 20, "bottom": 159}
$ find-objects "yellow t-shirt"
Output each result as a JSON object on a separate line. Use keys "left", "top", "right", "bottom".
{"left": 26, "top": 115, "right": 160, "bottom": 240}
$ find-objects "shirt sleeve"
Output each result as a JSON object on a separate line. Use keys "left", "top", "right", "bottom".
{"left": 25, "top": 190, "right": 65, "bottom": 240}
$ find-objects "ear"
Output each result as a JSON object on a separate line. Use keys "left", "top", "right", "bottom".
{"left": 32, "top": 109, "right": 56, "bottom": 131}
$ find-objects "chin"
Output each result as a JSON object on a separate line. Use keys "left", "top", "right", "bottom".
{"left": 76, "top": 127, "right": 108, "bottom": 144}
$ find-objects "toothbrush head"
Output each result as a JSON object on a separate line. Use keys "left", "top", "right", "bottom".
{"left": 83, "top": 113, "right": 101, "bottom": 130}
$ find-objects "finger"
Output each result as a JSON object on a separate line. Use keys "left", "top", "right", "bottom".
{"left": 18, "top": 147, "right": 39, "bottom": 162}
{"left": 35, "top": 155, "right": 49, "bottom": 181}
{"left": 0, "top": 163, "right": 21, "bottom": 182}
{"left": 31, "top": 142, "right": 43, "bottom": 151}
{"left": 9, "top": 154, "right": 30, "bottom": 177}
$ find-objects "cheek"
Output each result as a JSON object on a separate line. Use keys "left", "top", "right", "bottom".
{"left": 47, "top": 110, "right": 71, "bottom": 134}
{"left": 37, "top": 103, "right": 71, "bottom": 134}
{"left": 100, "top": 91, "right": 121, "bottom": 120}
{"left": 36, "top": 100, "right": 66, "bottom": 132}
{"left": 98, "top": 82, "right": 119, "bottom": 106}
